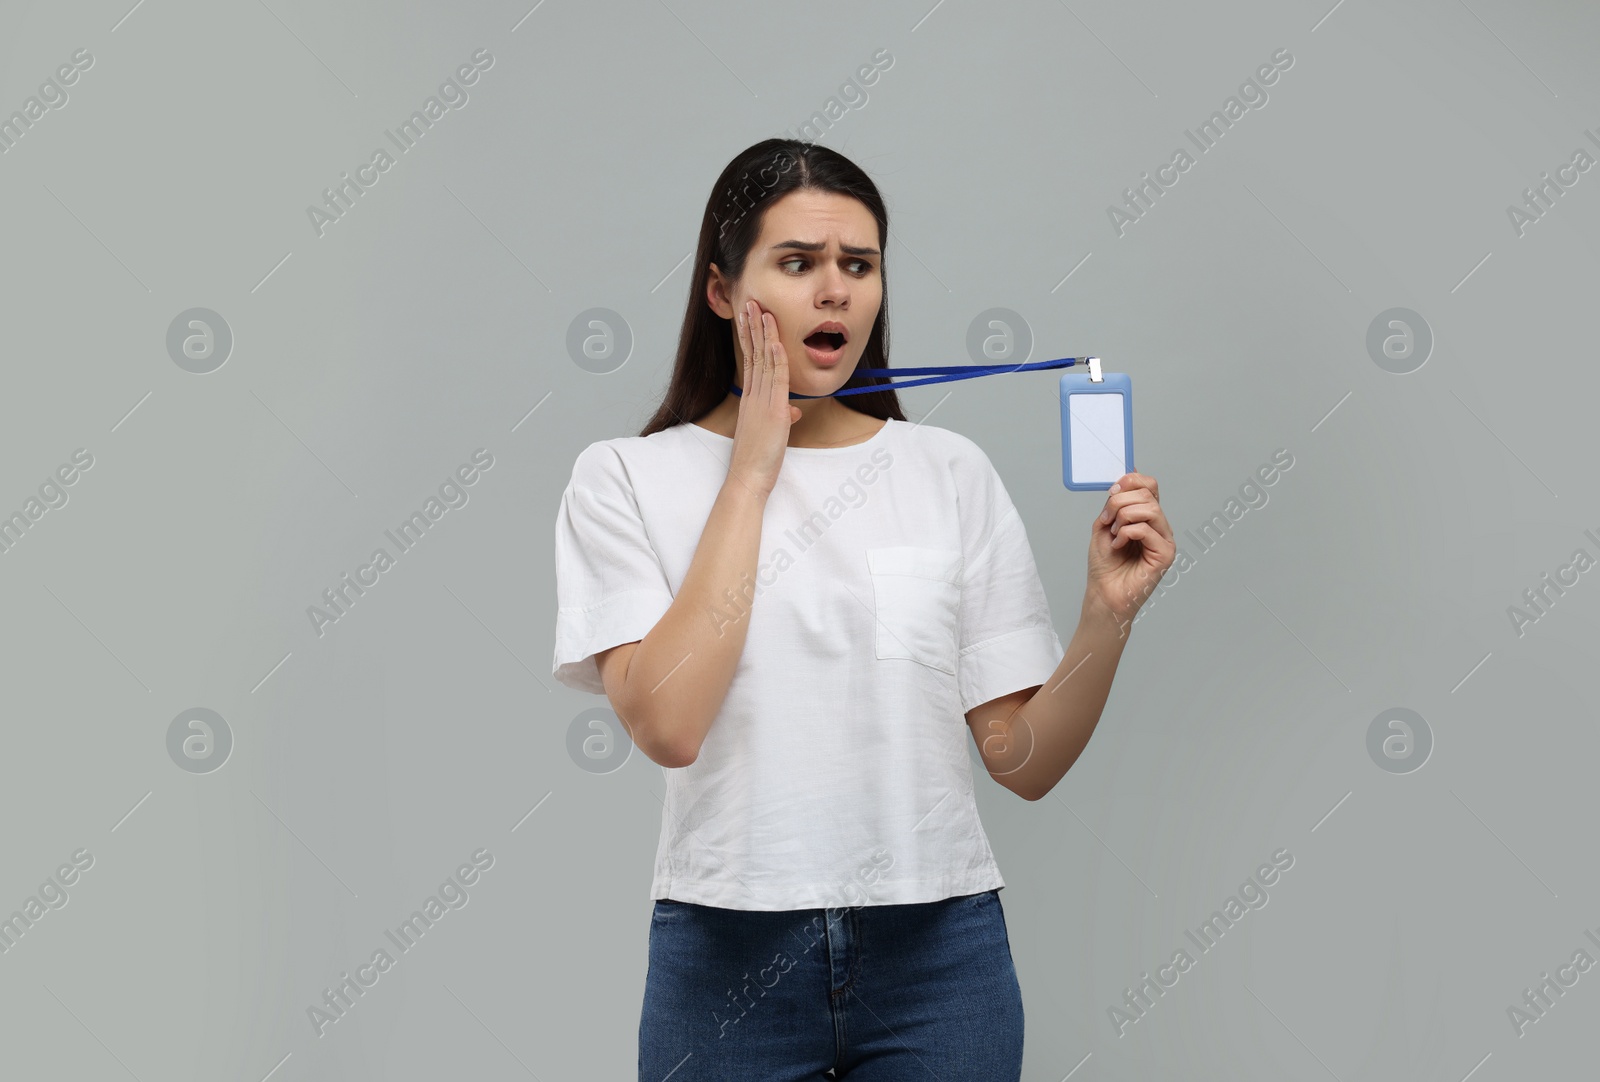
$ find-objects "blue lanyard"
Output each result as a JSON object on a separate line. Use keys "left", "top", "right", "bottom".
{"left": 728, "top": 356, "right": 1089, "bottom": 399}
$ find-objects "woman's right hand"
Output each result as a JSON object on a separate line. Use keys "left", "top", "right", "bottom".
{"left": 728, "top": 298, "right": 801, "bottom": 497}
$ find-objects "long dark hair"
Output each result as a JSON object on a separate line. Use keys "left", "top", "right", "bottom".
{"left": 638, "top": 139, "right": 907, "bottom": 438}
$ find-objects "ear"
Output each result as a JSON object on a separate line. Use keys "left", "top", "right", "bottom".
{"left": 706, "top": 263, "right": 735, "bottom": 321}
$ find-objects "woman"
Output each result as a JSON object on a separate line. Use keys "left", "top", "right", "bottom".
{"left": 552, "top": 138, "right": 1174, "bottom": 1081}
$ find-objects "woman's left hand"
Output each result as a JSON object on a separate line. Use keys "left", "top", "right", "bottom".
{"left": 1086, "top": 472, "right": 1176, "bottom": 625}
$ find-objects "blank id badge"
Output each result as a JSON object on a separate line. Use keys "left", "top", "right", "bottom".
{"left": 1059, "top": 357, "right": 1134, "bottom": 491}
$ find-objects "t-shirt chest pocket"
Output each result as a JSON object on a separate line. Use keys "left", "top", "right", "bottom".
{"left": 865, "top": 546, "right": 963, "bottom": 674}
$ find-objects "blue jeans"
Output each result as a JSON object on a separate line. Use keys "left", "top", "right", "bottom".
{"left": 638, "top": 889, "right": 1024, "bottom": 1081}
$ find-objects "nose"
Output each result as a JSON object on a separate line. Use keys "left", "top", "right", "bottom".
{"left": 816, "top": 261, "right": 849, "bottom": 307}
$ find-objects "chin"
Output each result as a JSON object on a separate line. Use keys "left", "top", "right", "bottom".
{"left": 794, "top": 376, "right": 851, "bottom": 399}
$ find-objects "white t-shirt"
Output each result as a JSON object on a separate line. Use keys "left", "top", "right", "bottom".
{"left": 551, "top": 416, "right": 1064, "bottom": 910}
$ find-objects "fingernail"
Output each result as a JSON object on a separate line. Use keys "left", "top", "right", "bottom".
{"left": 1109, "top": 483, "right": 1121, "bottom": 494}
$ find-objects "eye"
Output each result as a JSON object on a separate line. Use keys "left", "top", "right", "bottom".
{"left": 779, "top": 257, "right": 876, "bottom": 276}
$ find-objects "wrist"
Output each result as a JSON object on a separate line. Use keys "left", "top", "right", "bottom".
{"left": 720, "top": 476, "right": 770, "bottom": 510}
{"left": 1080, "top": 591, "right": 1131, "bottom": 639}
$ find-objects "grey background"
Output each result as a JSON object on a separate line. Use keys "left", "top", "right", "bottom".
{"left": 2, "top": 0, "right": 1597, "bottom": 1078}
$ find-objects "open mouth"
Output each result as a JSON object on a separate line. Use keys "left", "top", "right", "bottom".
{"left": 803, "top": 331, "right": 846, "bottom": 351}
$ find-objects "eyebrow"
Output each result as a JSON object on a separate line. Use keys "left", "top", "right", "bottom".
{"left": 770, "top": 240, "right": 882, "bottom": 257}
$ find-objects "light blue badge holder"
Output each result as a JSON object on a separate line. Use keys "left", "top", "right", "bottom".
{"left": 1059, "top": 357, "right": 1134, "bottom": 491}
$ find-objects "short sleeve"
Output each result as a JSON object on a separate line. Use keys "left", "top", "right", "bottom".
{"left": 551, "top": 445, "right": 676, "bottom": 694}
{"left": 954, "top": 443, "right": 1065, "bottom": 714}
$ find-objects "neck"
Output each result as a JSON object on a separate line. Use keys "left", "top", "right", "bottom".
{"left": 701, "top": 393, "right": 876, "bottom": 449}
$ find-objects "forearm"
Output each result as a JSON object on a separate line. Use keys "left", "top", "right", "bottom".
{"left": 618, "top": 478, "right": 767, "bottom": 765}
{"left": 996, "top": 594, "right": 1130, "bottom": 801}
